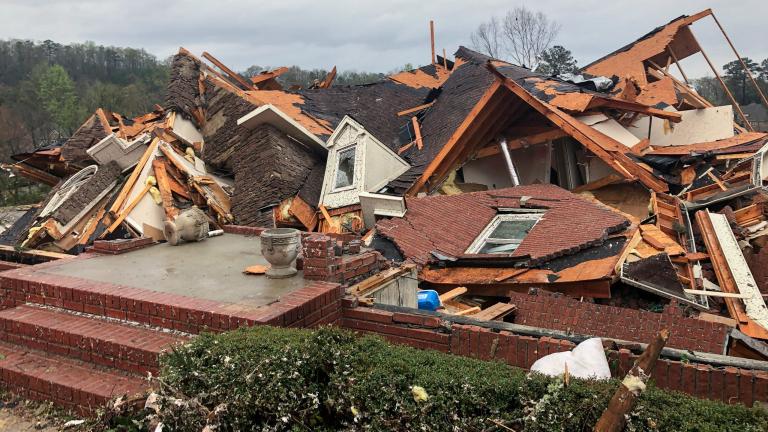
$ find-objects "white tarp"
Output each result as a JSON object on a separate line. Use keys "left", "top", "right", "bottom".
{"left": 530, "top": 337, "right": 611, "bottom": 380}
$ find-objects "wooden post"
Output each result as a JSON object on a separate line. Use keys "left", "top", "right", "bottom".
{"left": 202, "top": 51, "right": 255, "bottom": 91}
{"left": 594, "top": 329, "right": 669, "bottom": 432}
{"left": 430, "top": 20, "right": 436, "bottom": 65}
{"left": 442, "top": 48, "right": 448, "bottom": 69}
{"left": 666, "top": 47, "right": 690, "bottom": 84}
{"left": 710, "top": 12, "right": 768, "bottom": 110}
{"left": 688, "top": 31, "right": 754, "bottom": 131}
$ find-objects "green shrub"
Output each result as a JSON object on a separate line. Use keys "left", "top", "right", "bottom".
{"left": 147, "top": 325, "right": 768, "bottom": 432}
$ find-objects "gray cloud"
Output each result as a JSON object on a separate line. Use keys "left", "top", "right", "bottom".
{"left": 0, "top": 0, "right": 766, "bottom": 77}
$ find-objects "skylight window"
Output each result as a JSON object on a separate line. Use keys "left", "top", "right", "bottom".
{"left": 466, "top": 212, "right": 543, "bottom": 254}
{"left": 334, "top": 146, "right": 356, "bottom": 189}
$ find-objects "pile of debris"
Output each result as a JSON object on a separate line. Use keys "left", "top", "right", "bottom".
{"left": 1, "top": 107, "right": 232, "bottom": 253}
{"left": 3, "top": 8, "right": 768, "bottom": 361}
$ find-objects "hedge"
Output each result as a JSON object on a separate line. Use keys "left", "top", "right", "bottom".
{"left": 134, "top": 326, "right": 768, "bottom": 432}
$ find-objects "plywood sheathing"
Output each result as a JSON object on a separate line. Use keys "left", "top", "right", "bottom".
{"left": 245, "top": 90, "right": 333, "bottom": 136}
{"left": 582, "top": 10, "right": 712, "bottom": 86}
{"left": 635, "top": 77, "right": 679, "bottom": 107}
{"left": 389, "top": 63, "right": 451, "bottom": 89}
{"left": 647, "top": 132, "right": 768, "bottom": 156}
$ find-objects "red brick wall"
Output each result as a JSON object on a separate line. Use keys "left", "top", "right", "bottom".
{"left": 508, "top": 291, "right": 730, "bottom": 354}
{"left": 338, "top": 302, "right": 768, "bottom": 407}
{"left": 302, "top": 235, "right": 388, "bottom": 285}
{"left": 0, "top": 261, "right": 27, "bottom": 272}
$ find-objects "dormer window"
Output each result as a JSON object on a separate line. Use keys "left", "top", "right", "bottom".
{"left": 466, "top": 211, "right": 544, "bottom": 254}
{"left": 334, "top": 145, "right": 356, "bottom": 190}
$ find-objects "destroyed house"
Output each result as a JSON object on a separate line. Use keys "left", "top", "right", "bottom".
{"left": 163, "top": 49, "right": 431, "bottom": 229}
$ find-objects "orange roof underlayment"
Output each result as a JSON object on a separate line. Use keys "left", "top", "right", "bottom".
{"left": 582, "top": 10, "right": 712, "bottom": 85}
{"left": 389, "top": 64, "right": 451, "bottom": 89}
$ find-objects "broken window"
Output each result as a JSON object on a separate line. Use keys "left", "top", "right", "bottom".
{"left": 466, "top": 212, "right": 543, "bottom": 254}
{"left": 334, "top": 146, "right": 356, "bottom": 189}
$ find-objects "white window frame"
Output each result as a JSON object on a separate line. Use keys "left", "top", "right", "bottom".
{"left": 465, "top": 211, "right": 544, "bottom": 254}
{"left": 332, "top": 144, "right": 357, "bottom": 192}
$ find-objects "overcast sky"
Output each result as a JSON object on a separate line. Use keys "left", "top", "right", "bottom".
{"left": 1, "top": 0, "right": 766, "bottom": 78}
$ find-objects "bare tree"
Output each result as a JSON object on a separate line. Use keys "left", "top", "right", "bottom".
{"left": 470, "top": 6, "right": 560, "bottom": 70}
{"left": 470, "top": 16, "right": 502, "bottom": 59}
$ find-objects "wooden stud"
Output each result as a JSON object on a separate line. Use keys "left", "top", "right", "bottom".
{"left": 430, "top": 20, "right": 436, "bottom": 65}
{"left": 105, "top": 183, "right": 152, "bottom": 233}
{"left": 397, "top": 102, "right": 435, "bottom": 117}
{"left": 106, "top": 137, "right": 159, "bottom": 220}
{"left": 152, "top": 158, "right": 179, "bottom": 220}
{"left": 439, "top": 286, "right": 467, "bottom": 303}
{"left": 411, "top": 116, "right": 423, "bottom": 150}
{"left": 202, "top": 51, "right": 255, "bottom": 91}
{"left": 710, "top": 12, "right": 768, "bottom": 110}
{"left": 407, "top": 80, "right": 502, "bottom": 195}
{"left": 687, "top": 30, "right": 754, "bottom": 131}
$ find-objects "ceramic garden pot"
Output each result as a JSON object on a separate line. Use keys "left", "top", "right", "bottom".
{"left": 260, "top": 228, "right": 300, "bottom": 278}
{"left": 164, "top": 206, "right": 210, "bottom": 246}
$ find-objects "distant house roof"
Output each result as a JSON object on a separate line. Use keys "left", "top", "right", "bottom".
{"left": 376, "top": 184, "right": 629, "bottom": 266}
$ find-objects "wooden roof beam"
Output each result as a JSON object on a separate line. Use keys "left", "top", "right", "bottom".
{"left": 587, "top": 98, "right": 682, "bottom": 122}
{"left": 202, "top": 51, "right": 255, "bottom": 91}
{"left": 317, "top": 66, "right": 337, "bottom": 89}
{"left": 250, "top": 66, "right": 289, "bottom": 87}
{"left": 397, "top": 102, "right": 435, "bottom": 117}
{"left": 488, "top": 65, "right": 668, "bottom": 192}
{"left": 406, "top": 80, "right": 502, "bottom": 195}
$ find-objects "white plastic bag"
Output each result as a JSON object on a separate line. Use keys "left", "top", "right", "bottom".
{"left": 530, "top": 337, "right": 611, "bottom": 380}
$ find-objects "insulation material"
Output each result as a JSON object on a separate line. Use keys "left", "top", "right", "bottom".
{"left": 627, "top": 106, "right": 735, "bottom": 147}
{"left": 576, "top": 114, "right": 641, "bottom": 148}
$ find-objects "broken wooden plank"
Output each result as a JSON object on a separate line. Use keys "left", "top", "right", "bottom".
{"left": 348, "top": 264, "right": 415, "bottom": 297}
{"left": 411, "top": 116, "right": 423, "bottom": 150}
{"left": 107, "top": 137, "right": 159, "bottom": 221}
{"left": 684, "top": 289, "right": 749, "bottom": 299}
{"left": 152, "top": 158, "right": 179, "bottom": 220}
{"left": 0, "top": 245, "right": 74, "bottom": 261}
{"left": 439, "top": 286, "right": 467, "bottom": 303}
{"left": 202, "top": 51, "right": 255, "bottom": 91}
{"left": 397, "top": 102, "right": 435, "bottom": 117}
{"left": 471, "top": 303, "right": 517, "bottom": 321}
{"left": 454, "top": 306, "right": 481, "bottom": 316}
{"left": 695, "top": 210, "right": 768, "bottom": 339}
{"left": 106, "top": 183, "right": 152, "bottom": 233}
{"left": 594, "top": 329, "right": 669, "bottom": 432}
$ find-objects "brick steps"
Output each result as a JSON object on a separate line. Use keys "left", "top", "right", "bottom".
{"left": 0, "top": 341, "right": 148, "bottom": 415}
{"left": 0, "top": 262, "right": 343, "bottom": 414}
{"left": 0, "top": 305, "right": 189, "bottom": 376}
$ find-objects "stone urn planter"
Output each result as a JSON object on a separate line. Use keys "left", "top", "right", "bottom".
{"left": 260, "top": 228, "right": 300, "bottom": 278}
{"left": 164, "top": 207, "right": 210, "bottom": 246}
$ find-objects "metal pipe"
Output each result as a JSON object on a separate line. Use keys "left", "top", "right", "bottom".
{"left": 498, "top": 137, "right": 521, "bottom": 186}
{"left": 372, "top": 303, "right": 768, "bottom": 371}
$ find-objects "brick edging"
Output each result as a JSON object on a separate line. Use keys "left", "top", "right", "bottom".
{"left": 338, "top": 301, "right": 768, "bottom": 407}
